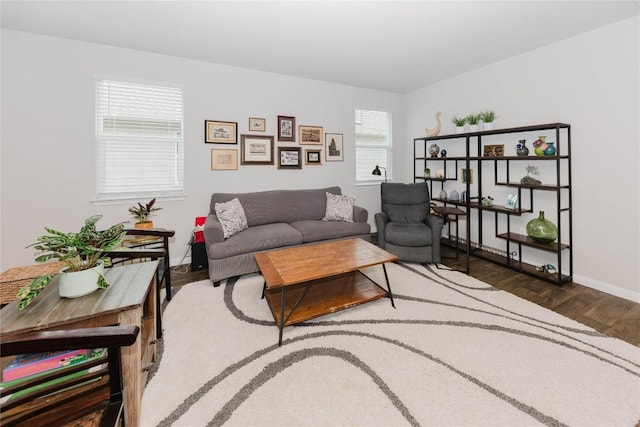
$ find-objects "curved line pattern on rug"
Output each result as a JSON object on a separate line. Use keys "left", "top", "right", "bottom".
{"left": 145, "top": 262, "right": 640, "bottom": 427}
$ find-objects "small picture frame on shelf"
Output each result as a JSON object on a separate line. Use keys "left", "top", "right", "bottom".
{"left": 461, "top": 168, "right": 473, "bottom": 184}
{"left": 483, "top": 144, "right": 504, "bottom": 157}
{"left": 505, "top": 194, "right": 518, "bottom": 210}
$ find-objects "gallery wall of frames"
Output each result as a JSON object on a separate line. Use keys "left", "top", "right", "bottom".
{"left": 205, "top": 116, "right": 344, "bottom": 171}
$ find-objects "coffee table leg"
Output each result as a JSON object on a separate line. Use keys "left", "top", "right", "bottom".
{"left": 382, "top": 264, "right": 396, "bottom": 308}
{"left": 278, "top": 287, "right": 286, "bottom": 346}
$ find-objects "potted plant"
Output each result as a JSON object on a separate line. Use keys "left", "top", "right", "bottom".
{"left": 17, "top": 215, "right": 126, "bottom": 310}
{"left": 479, "top": 110, "right": 497, "bottom": 130}
{"left": 129, "top": 198, "right": 162, "bottom": 228}
{"left": 452, "top": 116, "right": 467, "bottom": 134}
{"left": 466, "top": 113, "right": 481, "bottom": 132}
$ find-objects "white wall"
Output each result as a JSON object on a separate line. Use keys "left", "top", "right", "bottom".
{"left": 402, "top": 16, "right": 640, "bottom": 302}
{"left": 0, "top": 29, "right": 401, "bottom": 271}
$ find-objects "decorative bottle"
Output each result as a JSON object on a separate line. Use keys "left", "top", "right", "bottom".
{"left": 516, "top": 140, "right": 529, "bottom": 156}
{"left": 526, "top": 211, "right": 558, "bottom": 243}
{"left": 544, "top": 142, "right": 556, "bottom": 156}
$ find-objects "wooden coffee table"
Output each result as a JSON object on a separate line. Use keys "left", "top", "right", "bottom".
{"left": 254, "top": 238, "right": 399, "bottom": 345}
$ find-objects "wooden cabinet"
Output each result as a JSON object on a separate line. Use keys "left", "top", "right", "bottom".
{"left": 414, "top": 123, "right": 572, "bottom": 284}
{"left": 0, "top": 261, "right": 158, "bottom": 427}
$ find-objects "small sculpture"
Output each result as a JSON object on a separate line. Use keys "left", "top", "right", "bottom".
{"left": 425, "top": 111, "right": 442, "bottom": 137}
{"left": 481, "top": 196, "right": 494, "bottom": 207}
{"left": 440, "top": 149, "right": 447, "bottom": 158}
{"left": 520, "top": 165, "right": 542, "bottom": 186}
{"left": 429, "top": 143, "right": 440, "bottom": 158}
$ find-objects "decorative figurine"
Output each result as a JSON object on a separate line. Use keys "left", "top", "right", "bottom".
{"left": 429, "top": 143, "right": 440, "bottom": 158}
{"left": 439, "top": 149, "right": 447, "bottom": 158}
{"left": 425, "top": 111, "right": 442, "bottom": 137}
{"left": 520, "top": 165, "right": 542, "bottom": 186}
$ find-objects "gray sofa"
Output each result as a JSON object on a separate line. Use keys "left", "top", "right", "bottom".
{"left": 203, "top": 186, "right": 371, "bottom": 286}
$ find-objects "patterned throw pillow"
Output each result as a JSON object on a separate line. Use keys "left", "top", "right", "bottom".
{"left": 322, "top": 192, "right": 355, "bottom": 222}
{"left": 214, "top": 198, "right": 248, "bottom": 239}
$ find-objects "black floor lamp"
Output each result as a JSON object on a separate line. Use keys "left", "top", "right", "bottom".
{"left": 372, "top": 165, "right": 387, "bottom": 182}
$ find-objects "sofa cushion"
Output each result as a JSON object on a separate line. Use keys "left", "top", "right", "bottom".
{"left": 207, "top": 223, "right": 303, "bottom": 260}
{"left": 322, "top": 192, "right": 355, "bottom": 222}
{"left": 214, "top": 198, "right": 248, "bottom": 238}
{"left": 290, "top": 220, "right": 371, "bottom": 243}
{"left": 211, "top": 187, "right": 342, "bottom": 226}
{"left": 384, "top": 222, "right": 433, "bottom": 247}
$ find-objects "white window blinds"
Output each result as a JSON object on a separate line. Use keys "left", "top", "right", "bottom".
{"left": 95, "top": 79, "right": 184, "bottom": 201}
{"left": 355, "top": 109, "right": 392, "bottom": 182}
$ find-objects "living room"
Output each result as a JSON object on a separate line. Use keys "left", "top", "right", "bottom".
{"left": 2, "top": 2, "right": 638, "bottom": 304}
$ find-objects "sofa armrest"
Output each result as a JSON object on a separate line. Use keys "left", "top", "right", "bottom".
{"left": 353, "top": 205, "right": 368, "bottom": 223}
{"left": 203, "top": 213, "right": 225, "bottom": 244}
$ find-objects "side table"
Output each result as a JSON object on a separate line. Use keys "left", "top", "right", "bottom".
{"left": 432, "top": 206, "right": 469, "bottom": 273}
{"left": 0, "top": 261, "right": 158, "bottom": 427}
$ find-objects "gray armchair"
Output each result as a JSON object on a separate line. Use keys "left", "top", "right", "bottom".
{"left": 375, "top": 182, "right": 444, "bottom": 263}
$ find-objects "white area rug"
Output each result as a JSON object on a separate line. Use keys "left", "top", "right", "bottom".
{"left": 141, "top": 263, "right": 640, "bottom": 427}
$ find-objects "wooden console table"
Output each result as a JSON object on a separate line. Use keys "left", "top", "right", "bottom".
{"left": 0, "top": 261, "right": 158, "bottom": 427}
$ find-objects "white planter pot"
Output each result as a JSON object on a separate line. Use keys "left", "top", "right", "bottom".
{"left": 58, "top": 261, "right": 105, "bottom": 298}
{"left": 483, "top": 122, "right": 494, "bottom": 131}
{"left": 456, "top": 126, "right": 465, "bottom": 134}
{"left": 469, "top": 124, "right": 479, "bottom": 132}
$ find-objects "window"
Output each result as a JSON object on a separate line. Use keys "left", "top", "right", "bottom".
{"left": 355, "top": 109, "right": 392, "bottom": 182}
{"left": 95, "top": 79, "right": 184, "bottom": 201}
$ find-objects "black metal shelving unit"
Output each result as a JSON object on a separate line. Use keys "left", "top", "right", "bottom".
{"left": 414, "top": 123, "right": 573, "bottom": 285}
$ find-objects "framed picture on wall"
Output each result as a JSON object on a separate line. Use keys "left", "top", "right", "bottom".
{"left": 249, "top": 117, "right": 266, "bottom": 132}
{"left": 278, "top": 147, "right": 302, "bottom": 169}
{"left": 211, "top": 149, "right": 238, "bottom": 170}
{"left": 240, "top": 134, "right": 274, "bottom": 165}
{"left": 205, "top": 120, "right": 237, "bottom": 144}
{"left": 277, "top": 115, "right": 296, "bottom": 142}
{"left": 325, "top": 133, "right": 343, "bottom": 162}
{"left": 299, "top": 125, "right": 323, "bottom": 145}
{"left": 305, "top": 149, "right": 322, "bottom": 165}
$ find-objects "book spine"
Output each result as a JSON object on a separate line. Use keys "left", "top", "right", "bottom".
{"left": 2, "top": 350, "right": 88, "bottom": 382}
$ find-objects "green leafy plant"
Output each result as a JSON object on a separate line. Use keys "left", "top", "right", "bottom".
{"left": 480, "top": 110, "right": 496, "bottom": 123}
{"left": 466, "top": 113, "right": 481, "bottom": 125}
{"left": 17, "top": 215, "right": 126, "bottom": 310}
{"left": 452, "top": 116, "right": 467, "bottom": 127}
{"left": 129, "top": 198, "right": 162, "bottom": 223}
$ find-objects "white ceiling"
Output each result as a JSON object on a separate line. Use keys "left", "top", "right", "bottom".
{"left": 1, "top": 1, "right": 638, "bottom": 93}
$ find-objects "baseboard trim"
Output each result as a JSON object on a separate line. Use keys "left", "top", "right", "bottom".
{"left": 573, "top": 274, "right": 640, "bottom": 303}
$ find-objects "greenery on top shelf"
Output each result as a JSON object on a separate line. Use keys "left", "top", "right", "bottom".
{"left": 466, "top": 113, "right": 481, "bottom": 125}
{"left": 480, "top": 110, "right": 496, "bottom": 123}
{"left": 452, "top": 116, "right": 467, "bottom": 127}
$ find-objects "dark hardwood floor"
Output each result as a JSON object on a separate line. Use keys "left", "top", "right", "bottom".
{"left": 170, "top": 245, "right": 640, "bottom": 347}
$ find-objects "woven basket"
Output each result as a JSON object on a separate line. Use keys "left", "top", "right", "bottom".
{"left": 0, "top": 262, "right": 66, "bottom": 305}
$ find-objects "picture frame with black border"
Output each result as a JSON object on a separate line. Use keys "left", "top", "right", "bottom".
{"left": 205, "top": 120, "right": 237, "bottom": 144}
{"left": 277, "top": 115, "right": 296, "bottom": 142}
{"left": 461, "top": 168, "right": 474, "bottom": 184}
{"left": 325, "top": 133, "right": 343, "bottom": 162}
{"left": 299, "top": 125, "right": 323, "bottom": 145}
{"left": 305, "top": 149, "right": 322, "bottom": 165}
{"left": 240, "top": 134, "right": 274, "bottom": 165}
{"left": 249, "top": 117, "right": 266, "bottom": 132}
{"left": 278, "top": 146, "right": 302, "bottom": 169}
{"left": 211, "top": 149, "right": 238, "bottom": 171}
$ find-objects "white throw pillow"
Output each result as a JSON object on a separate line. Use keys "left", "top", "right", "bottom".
{"left": 214, "top": 198, "right": 248, "bottom": 238}
{"left": 322, "top": 192, "right": 355, "bottom": 222}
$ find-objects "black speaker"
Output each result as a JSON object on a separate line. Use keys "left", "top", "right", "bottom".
{"left": 191, "top": 241, "right": 208, "bottom": 272}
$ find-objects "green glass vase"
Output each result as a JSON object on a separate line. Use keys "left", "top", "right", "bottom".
{"left": 526, "top": 211, "right": 558, "bottom": 243}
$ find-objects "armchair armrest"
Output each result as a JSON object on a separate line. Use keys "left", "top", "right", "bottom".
{"left": 374, "top": 212, "right": 389, "bottom": 248}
